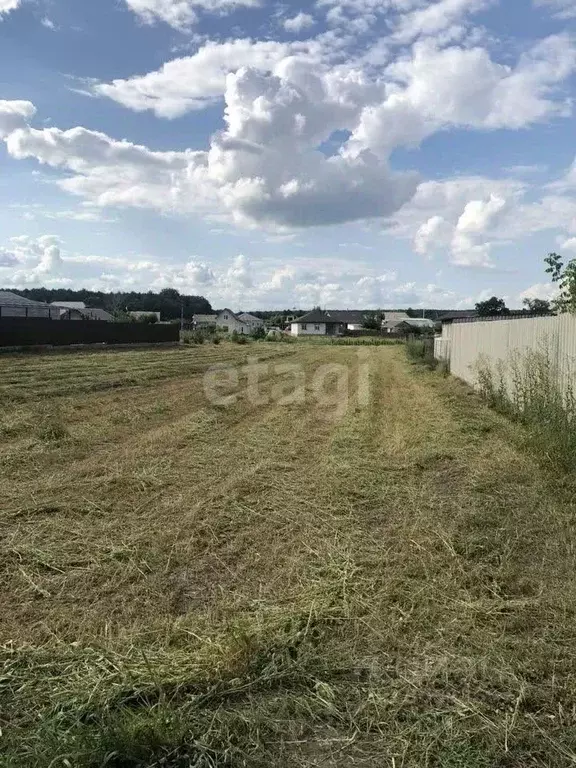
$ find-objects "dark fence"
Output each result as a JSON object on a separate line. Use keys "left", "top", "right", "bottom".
{"left": 0, "top": 318, "right": 179, "bottom": 347}
{"left": 344, "top": 328, "right": 381, "bottom": 337}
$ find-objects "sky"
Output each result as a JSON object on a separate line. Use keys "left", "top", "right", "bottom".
{"left": 1, "top": 0, "right": 576, "bottom": 309}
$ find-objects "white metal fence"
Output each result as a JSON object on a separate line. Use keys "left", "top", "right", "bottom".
{"left": 442, "top": 314, "right": 576, "bottom": 390}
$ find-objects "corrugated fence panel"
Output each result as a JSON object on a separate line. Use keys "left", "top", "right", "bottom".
{"left": 449, "top": 315, "right": 576, "bottom": 391}
{"left": 0, "top": 318, "right": 180, "bottom": 347}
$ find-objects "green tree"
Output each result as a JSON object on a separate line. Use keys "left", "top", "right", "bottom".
{"left": 363, "top": 311, "right": 383, "bottom": 330}
{"left": 522, "top": 297, "right": 552, "bottom": 314}
{"left": 475, "top": 296, "right": 510, "bottom": 317}
{"left": 251, "top": 326, "right": 266, "bottom": 340}
{"left": 545, "top": 252, "right": 576, "bottom": 313}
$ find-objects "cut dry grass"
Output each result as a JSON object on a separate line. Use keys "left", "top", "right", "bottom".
{"left": 2, "top": 344, "right": 576, "bottom": 766}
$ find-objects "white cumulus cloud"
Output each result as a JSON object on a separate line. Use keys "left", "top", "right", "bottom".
{"left": 1, "top": 235, "right": 63, "bottom": 284}
{"left": 283, "top": 12, "right": 315, "bottom": 33}
{"left": 0, "top": 100, "right": 36, "bottom": 138}
{"left": 95, "top": 39, "right": 296, "bottom": 117}
{"left": 124, "top": 0, "right": 260, "bottom": 31}
{"left": 0, "top": 0, "right": 23, "bottom": 16}
{"left": 534, "top": 0, "right": 576, "bottom": 19}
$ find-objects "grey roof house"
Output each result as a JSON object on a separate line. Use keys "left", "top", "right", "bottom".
{"left": 290, "top": 309, "right": 370, "bottom": 336}
{"left": 0, "top": 291, "right": 60, "bottom": 319}
{"left": 51, "top": 301, "right": 114, "bottom": 321}
{"left": 395, "top": 318, "right": 437, "bottom": 334}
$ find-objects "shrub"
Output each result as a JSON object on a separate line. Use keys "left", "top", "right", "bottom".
{"left": 181, "top": 330, "right": 207, "bottom": 345}
{"left": 229, "top": 331, "right": 249, "bottom": 344}
{"left": 213, "top": 337, "right": 221, "bottom": 345}
{"left": 251, "top": 326, "right": 266, "bottom": 340}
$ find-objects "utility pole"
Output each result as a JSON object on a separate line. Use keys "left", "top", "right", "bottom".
{"left": 180, "top": 300, "right": 184, "bottom": 331}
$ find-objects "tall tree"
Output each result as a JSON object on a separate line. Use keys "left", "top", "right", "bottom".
{"left": 545, "top": 252, "right": 576, "bottom": 313}
{"left": 522, "top": 297, "right": 551, "bottom": 314}
{"left": 475, "top": 296, "right": 510, "bottom": 317}
{"left": 363, "top": 311, "right": 383, "bottom": 330}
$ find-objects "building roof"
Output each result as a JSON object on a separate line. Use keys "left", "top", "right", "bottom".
{"left": 293, "top": 309, "right": 369, "bottom": 324}
{"left": 383, "top": 311, "right": 410, "bottom": 322}
{"left": 83, "top": 308, "right": 114, "bottom": 321}
{"left": 439, "top": 310, "right": 478, "bottom": 323}
{"left": 238, "top": 312, "right": 263, "bottom": 323}
{"left": 216, "top": 308, "right": 241, "bottom": 321}
{"left": 397, "top": 318, "right": 436, "bottom": 329}
{"left": 50, "top": 301, "right": 87, "bottom": 309}
{"left": 0, "top": 291, "right": 48, "bottom": 307}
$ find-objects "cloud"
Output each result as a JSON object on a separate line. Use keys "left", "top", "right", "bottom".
{"left": 0, "top": 235, "right": 63, "bottom": 284}
{"left": 283, "top": 12, "right": 315, "bottom": 33}
{"left": 123, "top": 0, "right": 260, "bottom": 31}
{"left": 390, "top": 0, "right": 492, "bottom": 44}
{"left": 5, "top": 123, "right": 204, "bottom": 211}
{"left": 0, "top": 0, "right": 22, "bottom": 16}
{"left": 518, "top": 282, "right": 558, "bottom": 302}
{"left": 414, "top": 215, "right": 452, "bottom": 255}
{"left": 0, "top": 248, "right": 17, "bottom": 267}
{"left": 534, "top": 0, "right": 576, "bottom": 19}
{"left": 350, "top": 34, "right": 576, "bottom": 160}
{"left": 41, "top": 17, "right": 56, "bottom": 30}
{"left": 4, "top": 75, "right": 419, "bottom": 229}
{"left": 0, "top": 100, "right": 36, "bottom": 138}
{"left": 95, "top": 39, "right": 300, "bottom": 118}
{"left": 3, "top": 25, "right": 576, "bottom": 237}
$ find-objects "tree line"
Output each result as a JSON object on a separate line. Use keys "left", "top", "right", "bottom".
{"left": 5, "top": 287, "right": 212, "bottom": 320}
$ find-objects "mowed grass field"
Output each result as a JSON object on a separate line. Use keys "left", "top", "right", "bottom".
{"left": 3, "top": 342, "right": 576, "bottom": 767}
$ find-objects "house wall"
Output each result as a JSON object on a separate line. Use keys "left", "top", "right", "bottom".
{"left": 216, "top": 312, "right": 249, "bottom": 334}
{"left": 291, "top": 322, "right": 326, "bottom": 336}
{"left": 446, "top": 314, "right": 576, "bottom": 393}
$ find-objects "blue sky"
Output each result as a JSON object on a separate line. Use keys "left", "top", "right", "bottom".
{"left": 1, "top": 0, "right": 576, "bottom": 309}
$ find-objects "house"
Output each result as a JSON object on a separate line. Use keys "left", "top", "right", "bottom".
{"left": 193, "top": 314, "right": 218, "bottom": 328}
{"left": 290, "top": 309, "right": 370, "bottom": 336}
{"left": 395, "top": 318, "right": 437, "bottom": 335}
{"left": 381, "top": 311, "right": 411, "bottom": 333}
{"left": 51, "top": 301, "right": 87, "bottom": 320}
{"left": 237, "top": 312, "right": 265, "bottom": 330}
{"left": 50, "top": 301, "right": 87, "bottom": 311}
{"left": 0, "top": 291, "right": 60, "bottom": 319}
{"left": 82, "top": 308, "right": 114, "bottom": 321}
{"left": 215, "top": 309, "right": 251, "bottom": 334}
{"left": 50, "top": 302, "right": 114, "bottom": 321}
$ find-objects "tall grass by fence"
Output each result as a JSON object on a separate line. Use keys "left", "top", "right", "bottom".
{"left": 475, "top": 348, "right": 576, "bottom": 471}
{"left": 443, "top": 314, "right": 576, "bottom": 470}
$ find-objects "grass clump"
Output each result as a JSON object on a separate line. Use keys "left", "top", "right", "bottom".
{"left": 182, "top": 330, "right": 209, "bottom": 345}
{"left": 475, "top": 347, "right": 576, "bottom": 471}
{"left": 35, "top": 406, "right": 69, "bottom": 442}
{"left": 406, "top": 338, "right": 436, "bottom": 368}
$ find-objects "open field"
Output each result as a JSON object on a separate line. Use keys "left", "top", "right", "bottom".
{"left": 3, "top": 343, "right": 576, "bottom": 766}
